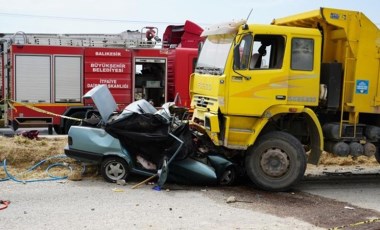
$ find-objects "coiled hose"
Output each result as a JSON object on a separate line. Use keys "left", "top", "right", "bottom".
{"left": 0, "top": 155, "right": 82, "bottom": 183}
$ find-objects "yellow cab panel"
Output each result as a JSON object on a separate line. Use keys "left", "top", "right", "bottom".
{"left": 225, "top": 25, "right": 321, "bottom": 116}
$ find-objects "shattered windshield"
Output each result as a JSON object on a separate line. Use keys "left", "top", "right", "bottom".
{"left": 195, "top": 34, "right": 234, "bottom": 75}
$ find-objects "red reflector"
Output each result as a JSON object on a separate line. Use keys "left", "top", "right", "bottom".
{"left": 289, "top": 108, "right": 297, "bottom": 113}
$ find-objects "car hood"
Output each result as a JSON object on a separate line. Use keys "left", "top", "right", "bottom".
{"left": 83, "top": 85, "right": 117, "bottom": 124}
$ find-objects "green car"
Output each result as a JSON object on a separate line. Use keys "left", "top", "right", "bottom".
{"left": 64, "top": 85, "right": 237, "bottom": 187}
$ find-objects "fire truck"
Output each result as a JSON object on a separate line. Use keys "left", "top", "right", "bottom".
{"left": 0, "top": 20, "right": 203, "bottom": 134}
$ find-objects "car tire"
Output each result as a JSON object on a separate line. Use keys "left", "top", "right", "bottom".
{"left": 101, "top": 157, "right": 130, "bottom": 183}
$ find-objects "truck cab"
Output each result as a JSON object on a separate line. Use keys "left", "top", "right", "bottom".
{"left": 192, "top": 22, "right": 323, "bottom": 151}
{"left": 191, "top": 8, "right": 380, "bottom": 191}
{"left": 190, "top": 20, "right": 324, "bottom": 191}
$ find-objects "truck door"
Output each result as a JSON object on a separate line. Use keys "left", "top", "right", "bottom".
{"left": 228, "top": 34, "right": 287, "bottom": 116}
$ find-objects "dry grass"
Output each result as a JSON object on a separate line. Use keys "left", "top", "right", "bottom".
{"left": 0, "top": 136, "right": 67, "bottom": 164}
{"left": 319, "top": 151, "right": 378, "bottom": 166}
{"left": 0, "top": 135, "right": 85, "bottom": 181}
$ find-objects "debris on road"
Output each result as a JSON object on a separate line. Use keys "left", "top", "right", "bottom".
{"left": 226, "top": 196, "right": 237, "bottom": 203}
{"left": 0, "top": 200, "right": 10, "bottom": 210}
{"left": 116, "top": 179, "right": 127, "bottom": 186}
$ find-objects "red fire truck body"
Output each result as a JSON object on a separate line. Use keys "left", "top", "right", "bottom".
{"left": 1, "top": 21, "right": 203, "bottom": 134}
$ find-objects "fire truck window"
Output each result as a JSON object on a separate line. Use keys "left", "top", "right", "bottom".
{"left": 291, "top": 38, "right": 314, "bottom": 71}
{"left": 250, "top": 35, "right": 285, "bottom": 70}
{"left": 234, "top": 35, "right": 253, "bottom": 70}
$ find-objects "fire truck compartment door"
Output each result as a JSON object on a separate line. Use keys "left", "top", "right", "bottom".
{"left": 83, "top": 85, "right": 117, "bottom": 123}
{"left": 15, "top": 55, "right": 51, "bottom": 102}
{"left": 55, "top": 56, "right": 82, "bottom": 102}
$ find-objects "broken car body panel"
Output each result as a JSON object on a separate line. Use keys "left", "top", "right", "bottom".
{"left": 64, "top": 85, "right": 234, "bottom": 185}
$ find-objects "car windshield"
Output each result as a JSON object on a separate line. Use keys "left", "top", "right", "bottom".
{"left": 195, "top": 34, "right": 234, "bottom": 75}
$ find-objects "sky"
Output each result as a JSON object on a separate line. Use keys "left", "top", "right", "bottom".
{"left": 1, "top": 0, "right": 379, "bottom": 38}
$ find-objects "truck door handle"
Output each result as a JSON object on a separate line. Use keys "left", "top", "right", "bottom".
{"left": 232, "top": 76, "right": 251, "bottom": 81}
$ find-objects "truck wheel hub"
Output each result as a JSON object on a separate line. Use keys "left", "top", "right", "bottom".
{"left": 260, "top": 148, "right": 289, "bottom": 177}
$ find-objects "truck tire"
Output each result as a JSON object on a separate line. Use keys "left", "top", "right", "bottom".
{"left": 101, "top": 157, "right": 130, "bottom": 183}
{"left": 64, "top": 111, "right": 86, "bottom": 134}
{"left": 245, "top": 131, "right": 306, "bottom": 192}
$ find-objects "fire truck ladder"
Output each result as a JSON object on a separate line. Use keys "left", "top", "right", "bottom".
{"left": 4, "top": 29, "right": 159, "bottom": 48}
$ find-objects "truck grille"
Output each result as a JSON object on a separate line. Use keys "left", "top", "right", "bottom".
{"left": 193, "top": 96, "right": 217, "bottom": 108}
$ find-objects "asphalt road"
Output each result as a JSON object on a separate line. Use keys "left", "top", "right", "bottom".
{"left": 2, "top": 127, "right": 380, "bottom": 229}
{"left": 0, "top": 127, "right": 58, "bottom": 136}
{"left": 296, "top": 175, "right": 380, "bottom": 212}
{"left": 2, "top": 170, "right": 380, "bottom": 229}
{"left": 1, "top": 179, "right": 322, "bottom": 230}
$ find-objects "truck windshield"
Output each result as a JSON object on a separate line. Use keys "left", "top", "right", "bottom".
{"left": 195, "top": 34, "right": 234, "bottom": 75}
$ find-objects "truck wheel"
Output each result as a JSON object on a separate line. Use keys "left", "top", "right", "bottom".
{"left": 101, "top": 157, "right": 130, "bottom": 183}
{"left": 64, "top": 111, "right": 86, "bottom": 134}
{"left": 245, "top": 131, "right": 306, "bottom": 192}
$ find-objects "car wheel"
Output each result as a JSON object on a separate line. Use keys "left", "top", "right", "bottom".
{"left": 218, "top": 166, "right": 236, "bottom": 186}
{"left": 101, "top": 157, "right": 130, "bottom": 183}
{"left": 245, "top": 131, "right": 307, "bottom": 192}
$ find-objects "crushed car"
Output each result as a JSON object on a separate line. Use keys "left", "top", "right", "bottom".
{"left": 64, "top": 85, "right": 238, "bottom": 187}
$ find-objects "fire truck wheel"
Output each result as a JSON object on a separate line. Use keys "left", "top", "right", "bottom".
{"left": 101, "top": 157, "right": 130, "bottom": 183}
{"left": 11, "top": 121, "right": 18, "bottom": 131}
{"left": 53, "top": 125, "right": 63, "bottom": 135}
{"left": 64, "top": 111, "right": 86, "bottom": 134}
{"left": 245, "top": 131, "right": 307, "bottom": 192}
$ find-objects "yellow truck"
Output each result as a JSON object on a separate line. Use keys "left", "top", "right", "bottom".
{"left": 190, "top": 8, "right": 380, "bottom": 191}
